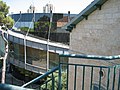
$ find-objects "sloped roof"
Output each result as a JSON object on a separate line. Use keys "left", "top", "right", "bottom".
{"left": 63, "top": 0, "right": 108, "bottom": 32}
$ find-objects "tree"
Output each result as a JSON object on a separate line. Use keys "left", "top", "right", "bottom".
{"left": 0, "top": 1, "right": 14, "bottom": 28}
{"left": 20, "top": 27, "right": 34, "bottom": 32}
{"left": 34, "top": 15, "right": 50, "bottom": 32}
{"left": 0, "top": 0, "right": 14, "bottom": 83}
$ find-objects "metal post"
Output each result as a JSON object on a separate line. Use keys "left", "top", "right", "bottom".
{"left": 24, "top": 36, "right": 27, "bottom": 69}
{"left": 24, "top": 10, "right": 35, "bottom": 69}
{"left": 47, "top": 39, "right": 49, "bottom": 71}
{"left": 1, "top": 45, "right": 8, "bottom": 83}
{"left": 47, "top": 10, "right": 53, "bottom": 71}
{"left": 1, "top": 29, "right": 9, "bottom": 83}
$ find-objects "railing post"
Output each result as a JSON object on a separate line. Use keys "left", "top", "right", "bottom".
{"left": 52, "top": 73, "right": 55, "bottom": 90}
{"left": 45, "top": 81, "right": 47, "bottom": 89}
{"left": 66, "top": 64, "right": 69, "bottom": 90}
{"left": 82, "top": 66, "right": 85, "bottom": 90}
{"left": 118, "top": 68, "right": 120, "bottom": 90}
{"left": 90, "top": 67, "right": 93, "bottom": 90}
{"left": 112, "top": 66, "right": 116, "bottom": 90}
{"left": 106, "top": 68, "right": 110, "bottom": 90}
{"left": 74, "top": 65, "right": 77, "bottom": 90}
{"left": 58, "top": 56, "right": 61, "bottom": 90}
{"left": 98, "top": 67, "right": 102, "bottom": 90}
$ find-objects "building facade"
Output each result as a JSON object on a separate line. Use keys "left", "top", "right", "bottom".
{"left": 11, "top": 13, "right": 76, "bottom": 30}
{"left": 64, "top": 0, "right": 120, "bottom": 89}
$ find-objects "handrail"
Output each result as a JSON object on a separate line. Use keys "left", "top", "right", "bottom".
{"left": 21, "top": 66, "right": 59, "bottom": 88}
{"left": 59, "top": 54, "right": 120, "bottom": 60}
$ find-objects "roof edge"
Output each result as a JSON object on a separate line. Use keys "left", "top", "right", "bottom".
{"left": 62, "top": 0, "right": 108, "bottom": 32}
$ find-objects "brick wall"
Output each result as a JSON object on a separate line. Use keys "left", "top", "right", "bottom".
{"left": 69, "top": 0, "right": 120, "bottom": 89}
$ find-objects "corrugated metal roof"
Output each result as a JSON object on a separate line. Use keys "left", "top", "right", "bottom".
{"left": 62, "top": 0, "right": 108, "bottom": 32}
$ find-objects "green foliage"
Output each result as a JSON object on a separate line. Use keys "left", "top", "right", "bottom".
{"left": 34, "top": 15, "right": 50, "bottom": 32}
{"left": 3, "top": 16, "right": 14, "bottom": 28}
{"left": 0, "top": 0, "right": 9, "bottom": 16}
{"left": 41, "top": 72, "right": 67, "bottom": 90}
{"left": 0, "top": 1, "right": 14, "bottom": 28}
{"left": 34, "top": 14, "right": 63, "bottom": 33}
{"left": 20, "top": 27, "right": 34, "bottom": 32}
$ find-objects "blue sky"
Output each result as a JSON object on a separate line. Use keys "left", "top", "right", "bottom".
{"left": 3, "top": 0, "right": 94, "bottom": 14}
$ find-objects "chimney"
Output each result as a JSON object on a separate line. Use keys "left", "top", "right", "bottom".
{"left": 68, "top": 11, "right": 70, "bottom": 22}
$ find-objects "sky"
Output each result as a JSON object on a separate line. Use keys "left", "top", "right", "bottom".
{"left": 2, "top": 0, "right": 94, "bottom": 14}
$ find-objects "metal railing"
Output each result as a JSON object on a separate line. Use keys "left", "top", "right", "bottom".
{"left": 21, "top": 66, "right": 59, "bottom": 89}
{"left": 21, "top": 54, "right": 120, "bottom": 90}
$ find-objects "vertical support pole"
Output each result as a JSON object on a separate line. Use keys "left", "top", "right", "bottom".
{"left": 1, "top": 45, "right": 8, "bottom": 83}
{"left": 90, "top": 67, "right": 93, "bottom": 90}
{"left": 33, "top": 10, "right": 35, "bottom": 30}
{"left": 82, "top": 66, "right": 85, "bottom": 90}
{"left": 45, "top": 81, "right": 47, "bottom": 89}
{"left": 24, "top": 10, "right": 35, "bottom": 69}
{"left": 58, "top": 56, "right": 61, "bottom": 90}
{"left": 66, "top": 64, "right": 69, "bottom": 90}
{"left": 47, "top": 39, "right": 49, "bottom": 71}
{"left": 74, "top": 65, "right": 77, "bottom": 90}
{"left": 24, "top": 36, "right": 26, "bottom": 69}
{"left": 118, "top": 68, "right": 120, "bottom": 90}
{"left": 52, "top": 73, "right": 55, "bottom": 90}
{"left": 106, "top": 68, "right": 110, "bottom": 90}
{"left": 99, "top": 67, "right": 102, "bottom": 90}
{"left": 1, "top": 30, "right": 9, "bottom": 83}
{"left": 47, "top": 10, "right": 53, "bottom": 71}
{"left": 112, "top": 66, "right": 116, "bottom": 90}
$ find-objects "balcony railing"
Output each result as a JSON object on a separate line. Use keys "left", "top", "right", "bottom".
{"left": 20, "top": 54, "right": 120, "bottom": 90}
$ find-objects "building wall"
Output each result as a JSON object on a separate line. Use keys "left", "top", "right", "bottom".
{"left": 11, "top": 13, "right": 76, "bottom": 29}
{"left": 0, "top": 36, "right": 5, "bottom": 57}
{"left": 57, "top": 22, "right": 67, "bottom": 27}
{"left": 15, "top": 22, "right": 34, "bottom": 29}
{"left": 69, "top": 0, "right": 120, "bottom": 89}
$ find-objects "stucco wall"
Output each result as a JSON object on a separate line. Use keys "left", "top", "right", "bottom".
{"left": 68, "top": 0, "right": 120, "bottom": 89}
